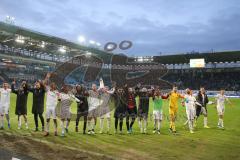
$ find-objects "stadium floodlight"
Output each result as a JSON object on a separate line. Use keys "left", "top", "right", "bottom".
{"left": 85, "top": 51, "right": 92, "bottom": 58}
{"left": 78, "top": 36, "right": 86, "bottom": 43}
{"left": 41, "top": 41, "right": 45, "bottom": 48}
{"left": 137, "top": 56, "right": 144, "bottom": 62}
{"left": 89, "top": 40, "right": 96, "bottom": 45}
{"left": 86, "top": 51, "right": 92, "bottom": 56}
{"left": 59, "top": 46, "right": 66, "bottom": 53}
{"left": 15, "top": 36, "right": 24, "bottom": 44}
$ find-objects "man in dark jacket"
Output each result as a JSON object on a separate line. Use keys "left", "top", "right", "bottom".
{"left": 195, "top": 87, "right": 210, "bottom": 128}
{"left": 11, "top": 80, "right": 29, "bottom": 129}
{"left": 29, "top": 76, "right": 48, "bottom": 132}
{"left": 75, "top": 85, "right": 89, "bottom": 134}
{"left": 137, "top": 87, "right": 153, "bottom": 134}
{"left": 114, "top": 87, "right": 127, "bottom": 134}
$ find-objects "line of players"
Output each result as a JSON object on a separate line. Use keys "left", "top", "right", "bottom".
{"left": 0, "top": 73, "right": 231, "bottom": 136}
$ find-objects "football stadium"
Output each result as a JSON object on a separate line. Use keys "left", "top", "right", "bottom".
{"left": 0, "top": 1, "right": 240, "bottom": 160}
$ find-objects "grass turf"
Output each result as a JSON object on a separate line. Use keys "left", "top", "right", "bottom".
{"left": 0, "top": 93, "right": 239, "bottom": 160}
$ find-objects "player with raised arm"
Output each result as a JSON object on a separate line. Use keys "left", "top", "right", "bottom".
{"left": 99, "top": 85, "right": 115, "bottom": 134}
{"left": 0, "top": 82, "right": 11, "bottom": 129}
{"left": 11, "top": 80, "right": 29, "bottom": 129}
{"left": 28, "top": 74, "right": 49, "bottom": 132}
{"left": 215, "top": 89, "right": 231, "bottom": 129}
{"left": 44, "top": 74, "right": 60, "bottom": 136}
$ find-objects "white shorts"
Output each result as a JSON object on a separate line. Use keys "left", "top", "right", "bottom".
{"left": 46, "top": 108, "right": 57, "bottom": 119}
{"left": 217, "top": 106, "right": 225, "bottom": 115}
{"left": 153, "top": 110, "right": 163, "bottom": 120}
{"left": 100, "top": 112, "right": 111, "bottom": 119}
{"left": 186, "top": 108, "right": 195, "bottom": 120}
{"left": 0, "top": 105, "right": 9, "bottom": 115}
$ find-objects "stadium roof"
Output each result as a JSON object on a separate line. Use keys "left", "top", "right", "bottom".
{"left": 0, "top": 21, "right": 111, "bottom": 57}
{"left": 153, "top": 51, "right": 240, "bottom": 64}
{"left": 1, "top": 21, "right": 240, "bottom": 65}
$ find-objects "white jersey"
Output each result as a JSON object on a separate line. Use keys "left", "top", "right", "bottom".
{"left": 216, "top": 94, "right": 227, "bottom": 108}
{"left": 0, "top": 88, "right": 11, "bottom": 107}
{"left": 184, "top": 95, "right": 196, "bottom": 110}
{"left": 184, "top": 94, "right": 196, "bottom": 120}
{"left": 88, "top": 90, "right": 101, "bottom": 111}
{"left": 46, "top": 90, "right": 59, "bottom": 109}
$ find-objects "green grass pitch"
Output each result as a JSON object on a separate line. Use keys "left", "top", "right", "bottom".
{"left": 1, "top": 93, "right": 240, "bottom": 160}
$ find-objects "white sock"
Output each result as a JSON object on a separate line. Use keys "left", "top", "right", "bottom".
{"left": 138, "top": 119, "right": 142, "bottom": 131}
{"left": 204, "top": 117, "right": 208, "bottom": 127}
{"left": 25, "top": 122, "right": 28, "bottom": 129}
{"left": 23, "top": 116, "right": 28, "bottom": 128}
{"left": 154, "top": 119, "right": 157, "bottom": 129}
{"left": 189, "top": 120, "right": 193, "bottom": 131}
{"left": 107, "top": 118, "right": 110, "bottom": 132}
{"left": 157, "top": 120, "right": 161, "bottom": 130}
{"left": 46, "top": 121, "right": 50, "bottom": 132}
{"left": 91, "top": 119, "right": 95, "bottom": 130}
{"left": 100, "top": 118, "right": 104, "bottom": 132}
{"left": 61, "top": 121, "right": 65, "bottom": 134}
{"left": 143, "top": 118, "right": 147, "bottom": 130}
{"left": 88, "top": 120, "right": 91, "bottom": 131}
{"left": 219, "top": 118, "right": 223, "bottom": 127}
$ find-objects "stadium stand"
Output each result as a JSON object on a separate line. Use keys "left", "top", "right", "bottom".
{"left": 162, "top": 69, "right": 240, "bottom": 91}
{"left": 0, "top": 21, "right": 240, "bottom": 91}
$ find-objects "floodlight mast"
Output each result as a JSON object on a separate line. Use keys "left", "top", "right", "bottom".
{"left": 78, "top": 35, "right": 86, "bottom": 43}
